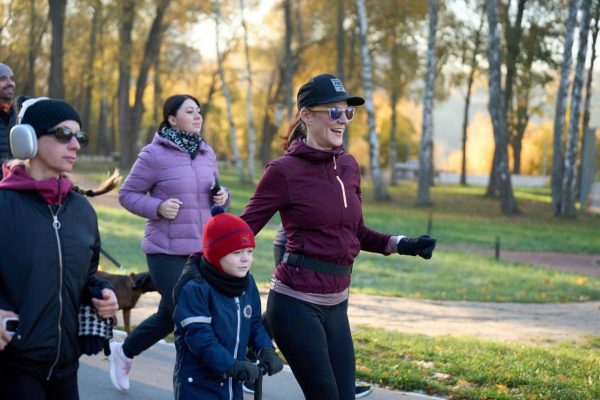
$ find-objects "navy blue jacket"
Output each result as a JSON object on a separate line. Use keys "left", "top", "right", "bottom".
{"left": 173, "top": 257, "right": 273, "bottom": 400}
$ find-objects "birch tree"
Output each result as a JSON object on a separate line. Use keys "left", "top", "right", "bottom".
{"left": 486, "top": 0, "right": 518, "bottom": 215}
{"left": 416, "top": 0, "right": 438, "bottom": 206}
{"left": 580, "top": 0, "right": 599, "bottom": 173}
{"left": 356, "top": 0, "right": 387, "bottom": 200}
{"left": 551, "top": 0, "right": 579, "bottom": 214}
{"left": 240, "top": 0, "right": 256, "bottom": 183}
{"left": 560, "top": 0, "right": 592, "bottom": 217}
{"left": 214, "top": 0, "right": 244, "bottom": 182}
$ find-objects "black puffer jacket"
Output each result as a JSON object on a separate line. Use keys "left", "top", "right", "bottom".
{"left": 0, "top": 106, "right": 15, "bottom": 161}
{"left": 0, "top": 189, "right": 111, "bottom": 380}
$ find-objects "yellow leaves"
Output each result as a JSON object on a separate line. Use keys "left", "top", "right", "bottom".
{"left": 496, "top": 383, "right": 508, "bottom": 392}
{"left": 576, "top": 276, "right": 587, "bottom": 285}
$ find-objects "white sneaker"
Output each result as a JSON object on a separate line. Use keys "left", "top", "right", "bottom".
{"left": 109, "top": 341, "right": 133, "bottom": 391}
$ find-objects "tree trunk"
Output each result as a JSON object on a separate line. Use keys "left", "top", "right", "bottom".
{"left": 214, "top": 0, "right": 244, "bottom": 182}
{"left": 416, "top": 0, "right": 438, "bottom": 206}
{"left": 460, "top": 9, "right": 484, "bottom": 186}
{"left": 486, "top": 0, "right": 519, "bottom": 215}
{"left": 97, "top": 97, "right": 110, "bottom": 156}
{"left": 240, "top": 0, "right": 256, "bottom": 183}
{"left": 117, "top": 0, "right": 135, "bottom": 170}
{"left": 48, "top": 0, "right": 66, "bottom": 98}
{"left": 356, "top": 0, "right": 388, "bottom": 201}
{"left": 80, "top": 0, "right": 102, "bottom": 139}
{"left": 259, "top": 0, "right": 295, "bottom": 166}
{"left": 389, "top": 88, "right": 399, "bottom": 186}
{"left": 130, "top": 0, "right": 170, "bottom": 159}
{"left": 552, "top": 0, "right": 579, "bottom": 214}
{"left": 560, "top": 0, "right": 592, "bottom": 217}
{"left": 579, "top": 0, "right": 599, "bottom": 199}
{"left": 23, "top": 0, "right": 47, "bottom": 96}
{"left": 337, "top": 0, "right": 350, "bottom": 150}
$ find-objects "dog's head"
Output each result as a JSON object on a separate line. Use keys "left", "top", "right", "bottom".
{"left": 130, "top": 272, "right": 156, "bottom": 294}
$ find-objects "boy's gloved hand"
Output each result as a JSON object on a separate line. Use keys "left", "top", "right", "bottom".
{"left": 258, "top": 347, "right": 284, "bottom": 376}
{"left": 225, "top": 360, "right": 260, "bottom": 382}
{"left": 397, "top": 235, "right": 437, "bottom": 259}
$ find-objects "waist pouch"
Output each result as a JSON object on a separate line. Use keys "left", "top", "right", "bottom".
{"left": 281, "top": 252, "right": 353, "bottom": 276}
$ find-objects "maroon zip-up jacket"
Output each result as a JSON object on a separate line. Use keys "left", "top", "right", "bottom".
{"left": 241, "top": 140, "right": 391, "bottom": 294}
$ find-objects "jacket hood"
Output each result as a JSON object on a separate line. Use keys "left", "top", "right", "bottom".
{"left": 0, "top": 163, "right": 73, "bottom": 205}
{"left": 286, "top": 139, "right": 345, "bottom": 162}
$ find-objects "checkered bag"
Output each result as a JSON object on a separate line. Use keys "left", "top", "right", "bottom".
{"left": 78, "top": 304, "right": 113, "bottom": 355}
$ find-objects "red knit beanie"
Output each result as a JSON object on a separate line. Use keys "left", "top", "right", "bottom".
{"left": 203, "top": 206, "right": 256, "bottom": 270}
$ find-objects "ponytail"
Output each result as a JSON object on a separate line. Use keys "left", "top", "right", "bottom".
{"left": 281, "top": 112, "right": 306, "bottom": 151}
{"left": 72, "top": 168, "right": 121, "bottom": 197}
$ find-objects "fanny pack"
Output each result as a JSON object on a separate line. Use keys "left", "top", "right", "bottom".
{"left": 281, "top": 252, "right": 353, "bottom": 276}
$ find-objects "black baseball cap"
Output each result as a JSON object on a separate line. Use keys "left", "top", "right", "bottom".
{"left": 297, "top": 74, "right": 365, "bottom": 110}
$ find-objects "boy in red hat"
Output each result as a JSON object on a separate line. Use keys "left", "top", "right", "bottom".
{"left": 172, "top": 206, "right": 283, "bottom": 400}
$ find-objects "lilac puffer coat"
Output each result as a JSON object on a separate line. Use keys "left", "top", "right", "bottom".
{"left": 119, "top": 133, "right": 229, "bottom": 255}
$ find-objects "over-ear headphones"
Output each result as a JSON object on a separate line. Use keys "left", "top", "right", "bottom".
{"left": 9, "top": 97, "right": 48, "bottom": 160}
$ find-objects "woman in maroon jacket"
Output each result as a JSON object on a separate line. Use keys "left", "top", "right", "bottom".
{"left": 240, "top": 74, "right": 436, "bottom": 400}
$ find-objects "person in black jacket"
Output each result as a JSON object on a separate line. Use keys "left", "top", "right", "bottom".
{"left": 0, "top": 97, "right": 118, "bottom": 400}
{"left": 0, "top": 63, "right": 17, "bottom": 172}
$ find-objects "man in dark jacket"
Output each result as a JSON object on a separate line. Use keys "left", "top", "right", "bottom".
{"left": 0, "top": 63, "right": 16, "bottom": 167}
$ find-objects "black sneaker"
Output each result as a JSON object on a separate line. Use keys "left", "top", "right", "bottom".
{"left": 242, "top": 380, "right": 255, "bottom": 394}
{"left": 355, "top": 382, "right": 373, "bottom": 399}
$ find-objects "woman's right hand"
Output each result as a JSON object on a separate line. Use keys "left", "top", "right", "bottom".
{"left": 158, "top": 198, "right": 183, "bottom": 220}
{"left": 0, "top": 310, "right": 18, "bottom": 351}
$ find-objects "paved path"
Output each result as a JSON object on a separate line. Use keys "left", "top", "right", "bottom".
{"left": 79, "top": 332, "right": 443, "bottom": 400}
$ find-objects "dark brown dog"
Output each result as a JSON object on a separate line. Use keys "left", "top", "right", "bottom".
{"left": 95, "top": 271, "right": 156, "bottom": 333}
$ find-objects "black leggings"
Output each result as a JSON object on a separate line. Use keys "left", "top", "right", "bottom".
{"left": 0, "top": 364, "right": 78, "bottom": 400}
{"left": 122, "top": 253, "right": 187, "bottom": 358}
{"left": 266, "top": 290, "right": 355, "bottom": 400}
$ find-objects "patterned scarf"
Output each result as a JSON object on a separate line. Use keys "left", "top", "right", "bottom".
{"left": 159, "top": 126, "right": 201, "bottom": 159}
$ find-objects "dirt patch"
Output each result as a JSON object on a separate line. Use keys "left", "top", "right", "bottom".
{"left": 125, "top": 291, "right": 600, "bottom": 345}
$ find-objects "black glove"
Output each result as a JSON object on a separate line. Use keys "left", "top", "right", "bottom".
{"left": 397, "top": 235, "right": 437, "bottom": 259}
{"left": 258, "top": 347, "right": 284, "bottom": 376}
{"left": 225, "top": 360, "right": 260, "bottom": 382}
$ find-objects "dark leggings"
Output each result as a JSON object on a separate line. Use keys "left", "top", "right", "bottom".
{"left": 266, "top": 290, "right": 355, "bottom": 400}
{"left": 0, "top": 364, "right": 78, "bottom": 400}
{"left": 122, "top": 253, "right": 187, "bottom": 358}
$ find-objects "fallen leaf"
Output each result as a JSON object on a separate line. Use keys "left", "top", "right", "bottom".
{"left": 415, "top": 360, "right": 435, "bottom": 369}
{"left": 496, "top": 384, "right": 508, "bottom": 392}
{"left": 576, "top": 276, "right": 587, "bottom": 285}
{"left": 432, "top": 372, "right": 451, "bottom": 381}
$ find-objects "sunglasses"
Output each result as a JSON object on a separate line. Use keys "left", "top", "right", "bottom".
{"left": 43, "top": 127, "right": 89, "bottom": 146}
{"left": 308, "top": 106, "right": 355, "bottom": 121}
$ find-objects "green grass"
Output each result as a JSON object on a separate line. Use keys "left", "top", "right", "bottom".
{"left": 354, "top": 327, "right": 600, "bottom": 399}
{"left": 87, "top": 162, "right": 600, "bottom": 399}
{"left": 95, "top": 166, "right": 600, "bottom": 303}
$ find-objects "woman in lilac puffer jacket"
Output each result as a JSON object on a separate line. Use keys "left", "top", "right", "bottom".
{"left": 108, "top": 94, "right": 230, "bottom": 392}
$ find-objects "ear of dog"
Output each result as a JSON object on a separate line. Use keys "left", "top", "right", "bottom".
{"left": 131, "top": 272, "right": 156, "bottom": 293}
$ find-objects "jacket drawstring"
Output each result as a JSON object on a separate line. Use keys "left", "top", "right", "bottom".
{"left": 333, "top": 155, "right": 347, "bottom": 208}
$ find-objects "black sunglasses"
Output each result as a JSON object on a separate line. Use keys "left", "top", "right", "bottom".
{"left": 43, "top": 127, "right": 89, "bottom": 146}
{"left": 308, "top": 106, "right": 355, "bottom": 121}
